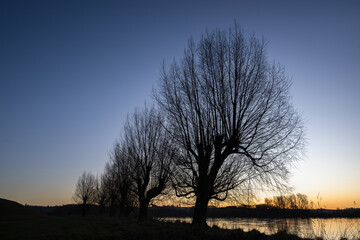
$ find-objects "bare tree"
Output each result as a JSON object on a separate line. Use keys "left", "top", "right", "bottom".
{"left": 263, "top": 193, "right": 310, "bottom": 210}
{"left": 124, "top": 105, "right": 174, "bottom": 221}
{"left": 155, "top": 23, "right": 305, "bottom": 226}
{"left": 287, "top": 194, "right": 298, "bottom": 209}
{"left": 107, "top": 141, "right": 136, "bottom": 217}
{"left": 273, "top": 195, "right": 287, "bottom": 209}
{"left": 102, "top": 162, "right": 118, "bottom": 216}
{"left": 264, "top": 197, "right": 273, "bottom": 208}
{"left": 94, "top": 174, "right": 108, "bottom": 215}
{"left": 73, "top": 171, "right": 96, "bottom": 217}
{"left": 296, "top": 193, "right": 309, "bottom": 210}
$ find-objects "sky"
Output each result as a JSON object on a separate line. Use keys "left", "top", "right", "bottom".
{"left": 1, "top": 0, "right": 359, "bottom": 208}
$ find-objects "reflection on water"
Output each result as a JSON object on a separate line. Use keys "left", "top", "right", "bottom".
{"left": 158, "top": 217, "right": 360, "bottom": 239}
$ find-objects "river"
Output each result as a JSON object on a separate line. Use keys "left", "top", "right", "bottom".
{"left": 158, "top": 217, "right": 360, "bottom": 239}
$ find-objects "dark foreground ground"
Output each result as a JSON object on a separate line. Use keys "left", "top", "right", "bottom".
{"left": 0, "top": 215, "right": 314, "bottom": 240}
{"left": 0, "top": 198, "right": 321, "bottom": 240}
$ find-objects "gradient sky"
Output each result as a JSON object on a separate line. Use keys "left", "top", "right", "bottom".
{"left": 1, "top": 0, "right": 359, "bottom": 208}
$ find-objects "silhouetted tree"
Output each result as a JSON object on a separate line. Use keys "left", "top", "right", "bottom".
{"left": 123, "top": 105, "right": 174, "bottom": 221}
{"left": 264, "top": 197, "right": 274, "bottom": 208}
{"left": 273, "top": 195, "right": 287, "bottom": 209}
{"left": 94, "top": 174, "right": 108, "bottom": 215}
{"left": 107, "top": 141, "right": 136, "bottom": 217}
{"left": 73, "top": 171, "right": 96, "bottom": 217}
{"left": 155, "top": 23, "right": 305, "bottom": 226}
{"left": 296, "top": 193, "right": 309, "bottom": 210}
{"left": 102, "top": 162, "right": 119, "bottom": 216}
{"left": 264, "top": 193, "right": 311, "bottom": 209}
{"left": 287, "top": 194, "right": 298, "bottom": 209}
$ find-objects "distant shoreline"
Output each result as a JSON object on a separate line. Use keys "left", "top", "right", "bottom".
{"left": 27, "top": 204, "right": 360, "bottom": 219}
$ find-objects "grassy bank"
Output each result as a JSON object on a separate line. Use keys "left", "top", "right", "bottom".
{"left": 0, "top": 215, "right": 313, "bottom": 240}
{"left": 1, "top": 199, "right": 358, "bottom": 240}
{"left": 0, "top": 198, "right": 309, "bottom": 240}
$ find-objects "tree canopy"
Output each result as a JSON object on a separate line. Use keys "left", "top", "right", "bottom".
{"left": 155, "top": 23, "right": 305, "bottom": 225}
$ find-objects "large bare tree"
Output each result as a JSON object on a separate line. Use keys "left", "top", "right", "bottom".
{"left": 124, "top": 105, "right": 174, "bottom": 221}
{"left": 155, "top": 24, "right": 305, "bottom": 226}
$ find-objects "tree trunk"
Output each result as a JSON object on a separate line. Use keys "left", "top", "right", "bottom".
{"left": 109, "top": 198, "right": 116, "bottom": 217}
{"left": 192, "top": 194, "right": 210, "bottom": 227}
{"left": 81, "top": 201, "right": 86, "bottom": 217}
{"left": 99, "top": 202, "right": 104, "bottom": 215}
{"left": 138, "top": 199, "right": 150, "bottom": 221}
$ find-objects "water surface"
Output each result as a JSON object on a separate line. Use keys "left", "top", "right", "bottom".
{"left": 158, "top": 217, "right": 360, "bottom": 239}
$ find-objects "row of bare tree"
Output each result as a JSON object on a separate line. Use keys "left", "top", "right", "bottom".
{"left": 74, "top": 22, "right": 305, "bottom": 226}
{"left": 74, "top": 106, "right": 174, "bottom": 220}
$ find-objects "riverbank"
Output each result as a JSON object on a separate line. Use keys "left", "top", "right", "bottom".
{"left": 148, "top": 205, "right": 360, "bottom": 219}
{"left": 27, "top": 204, "right": 360, "bottom": 219}
{"left": 1, "top": 199, "right": 359, "bottom": 239}
{"left": 1, "top": 215, "right": 315, "bottom": 240}
{"left": 0, "top": 199, "right": 310, "bottom": 239}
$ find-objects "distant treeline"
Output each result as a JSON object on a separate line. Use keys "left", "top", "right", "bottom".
{"left": 148, "top": 205, "right": 360, "bottom": 219}
{"left": 263, "top": 193, "right": 312, "bottom": 210}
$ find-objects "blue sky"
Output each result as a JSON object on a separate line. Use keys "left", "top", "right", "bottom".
{"left": 1, "top": 0, "right": 359, "bottom": 207}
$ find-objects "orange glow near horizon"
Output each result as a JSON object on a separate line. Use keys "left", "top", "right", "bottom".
{"left": 3, "top": 195, "right": 359, "bottom": 209}
{"left": 3, "top": 186, "right": 359, "bottom": 209}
